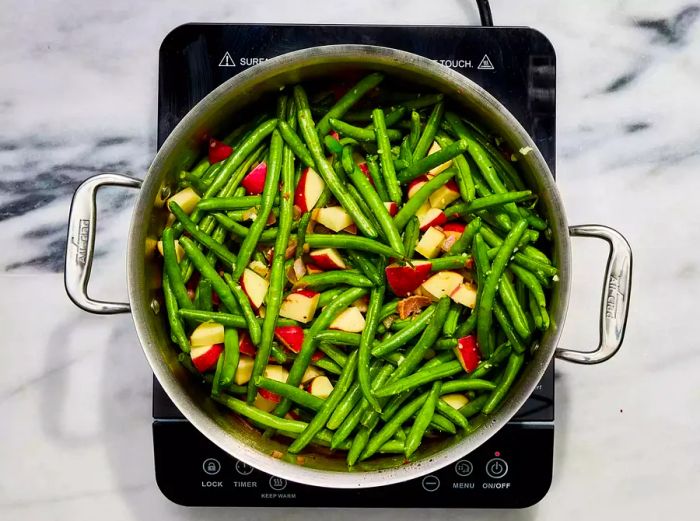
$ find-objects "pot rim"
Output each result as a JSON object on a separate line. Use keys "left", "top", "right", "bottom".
{"left": 127, "top": 44, "right": 570, "bottom": 488}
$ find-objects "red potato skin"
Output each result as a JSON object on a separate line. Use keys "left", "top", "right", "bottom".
{"left": 192, "top": 344, "right": 223, "bottom": 372}
{"left": 295, "top": 289, "right": 319, "bottom": 299}
{"left": 258, "top": 389, "right": 282, "bottom": 403}
{"left": 358, "top": 163, "right": 374, "bottom": 186}
{"left": 385, "top": 262, "right": 432, "bottom": 297}
{"left": 443, "top": 222, "right": 466, "bottom": 234}
{"left": 456, "top": 335, "right": 480, "bottom": 373}
{"left": 305, "top": 263, "right": 324, "bottom": 274}
{"left": 309, "top": 252, "right": 344, "bottom": 271}
{"left": 241, "top": 162, "right": 268, "bottom": 195}
{"left": 208, "top": 139, "right": 233, "bottom": 164}
{"left": 294, "top": 167, "right": 313, "bottom": 212}
{"left": 419, "top": 211, "right": 447, "bottom": 231}
{"left": 274, "top": 326, "right": 304, "bottom": 353}
{"left": 407, "top": 175, "right": 430, "bottom": 196}
{"left": 239, "top": 332, "right": 256, "bottom": 357}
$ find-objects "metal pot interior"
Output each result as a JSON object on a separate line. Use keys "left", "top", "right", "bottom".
{"left": 128, "top": 45, "right": 570, "bottom": 487}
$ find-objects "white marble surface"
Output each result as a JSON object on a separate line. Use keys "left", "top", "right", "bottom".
{"left": 2, "top": 0, "right": 700, "bottom": 519}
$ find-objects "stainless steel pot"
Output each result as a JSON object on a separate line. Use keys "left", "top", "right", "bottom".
{"left": 64, "top": 45, "right": 632, "bottom": 488}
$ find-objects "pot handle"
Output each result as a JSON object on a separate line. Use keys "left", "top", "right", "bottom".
{"left": 64, "top": 173, "right": 142, "bottom": 314}
{"left": 555, "top": 225, "right": 632, "bottom": 364}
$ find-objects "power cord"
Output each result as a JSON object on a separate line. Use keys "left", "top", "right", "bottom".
{"left": 476, "top": 0, "right": 494, "bottom": 26}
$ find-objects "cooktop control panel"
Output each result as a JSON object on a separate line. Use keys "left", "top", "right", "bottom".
{"left": 154, "top": 421, "right": 553, "bottom": 508}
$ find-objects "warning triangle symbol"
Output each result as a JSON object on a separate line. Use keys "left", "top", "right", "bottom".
{"left": 219, "top": 52, "right": 236, "bottom": 67}
{"left": 477, "top": 54, "right": 494, "bottom": 70}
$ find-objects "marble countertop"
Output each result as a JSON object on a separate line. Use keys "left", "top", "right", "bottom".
{"left": 2, "top": 0, "right": 699, "bottom": 519}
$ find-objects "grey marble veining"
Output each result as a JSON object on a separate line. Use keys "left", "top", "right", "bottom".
{"left": 1, "top": 1, "right": 700, "bottom": 520}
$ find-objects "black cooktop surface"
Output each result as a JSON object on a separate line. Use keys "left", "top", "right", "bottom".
{"left": 155, "top": 23, "right": 556, "bottom": 508}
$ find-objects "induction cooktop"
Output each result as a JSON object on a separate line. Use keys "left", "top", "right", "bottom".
{"left": 153, "top": 21, "right": 556, "bottom": 508}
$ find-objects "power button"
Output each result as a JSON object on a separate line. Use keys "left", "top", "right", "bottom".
{"left": 485, "top": 458, "right": 509, "bottom": 479}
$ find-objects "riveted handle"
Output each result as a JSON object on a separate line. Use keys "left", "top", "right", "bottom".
{"left": 64, "top": 173, "right": 142, "bottom": 314}
{"left": 555, "top": 225, "right": 632, "bottom": 364}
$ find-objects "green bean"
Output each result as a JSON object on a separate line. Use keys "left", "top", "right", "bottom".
{"left": 455, "top": 311, "right": 477, "bottom": 338}
{"left": 205, "top": 119, "right": 278, "bottom": 201}
{"left": 278, "top": 121, "right": 315, "bottom": 168}
{"left": 316, "top": 73, "right": 384, "bottom": 136}
{"left": 312, "top": 357, "right": 343, "bottom": 375}
{"left": 393, "top": 158, "right": 409, "bottom": 171}
{"left": 444, "top": 191, "right": 533, "bottom": 218}
{"left": 399, "top": 137, "right": 412, "bottom": 166}
{"left": 317, "top": 342, "right": 348, "bottom": 366}
{"left": 439, "top": 378, "right": 499, "bottom": 394}
{"left": 529, "top": 291, "right": 544, "bottom": 330}
{"left": 403, "top": 93, "right": 444, "bottom": 110}
{"left": 409, "top": 110, "right": 421, "bottom": 149}
{"left": 323, "top": 134, "right": 343, "bottom": 155}
{"left": 476, "top": 220, "right": 528, "bottom": 358}
{"left": 295, "top": 85, "right": 377, "bottom": 237}
{"left": 305, "top": 234, "right": 403, "bottom": 258}
{"left": 359, "top": 285, "right": 385, "bottom": 412}
{"left": 162, "top": 228, "right": 193, "bottom": 310}
{"left": 362, "top": 392, "right": 428, "bottom": 460}
{"left": 332, "top": 364, "right": 393, "bottom": 449}
{"left": 169, "top": 201, "right": 237, "bottom": 267}
{"left": 211, "top": 353, "right": 224, "bottom": 396}
{"left": 498, "top": 275, "right": 532, "bottom": 340}
{"left": 468, "top": 342, "right": 512, "bottom": 380}
{"left": 429, "top": 412, "right": 457, "bottom": 434}
{"left": 443, "top": 302, "right": 461, "bottom": 337}
{"left": 348, "top": 426, "right": 371, "bottom": 465}
{"left": 254, "top": 376, "right": 323, "bottom": 411}
{"left": 248, "top": 137, "right": 296, "bottom": 402}
{"left": 346, "top": 184, "right": 385, "bottom": 240}
{"left": 404, "top": 382, "right": 441, "bottom": 457}
{"left": 435, "top": 133, "right": 475, "bottom": 203}
{"left": 197, "top": 279, "right": 213, "bottom": 312}
{"left": 435, "top": 400, "right": 469, "bottom": 430}
{"left": 427, "top": 254, "right": 472, "bottom": 271}
{"left": 445, "top": 113, "right": 524, "bottom": 222}
{"left": 196, "top": 195, "right": 262, "bottom": 211}
{"left": 178, "top": 309, "right": 297, "bottom": 328}
{"left": 274, "top": 287, "right": 367, "bottom": 417}
{"left": 511, "top": 264, "right": 550, "bottom": 329}
{"left": 220, "top": 328, "right": 239, "bottom": 387}
{"left": 212, "top": 213, "right": 279, "bottom": 242}
{"left": 398, "top": 139, "right": 468, "bottom": 184}
{"left": 342, "top": 146, "right": 405, "bottom": 255}
{"left": 394, "top": 167, "right": 457, "bottom": 230}
{"left": 316, "top": 288, "right": 347, "bottom": 308}
{"left": 289, "top": 350, "right": 358, "bottom": 453}
{"left": 162, "top": 274, "right": 190, "bottom": 353}
{"left": 435, "top": 338, "right": 459, "bottom": 350}
{"left": 412, "top": 101, "right": 444, "bottom": 162}
{"left": 482, "top": 353, "right": 525, "bottom": 414}
{"left": 387, "top": 297, "right": 451, "bottom": 381}
{"left": 345, "top": 250, "right": 383, "bottom": 286}
{"left": 232, "top": 129, "right": 284, "bottom": 280}
{"left": 213, "top": 394, "right": 307, "bottom": 432}
{"left": 328, "top": 362, "right": 381, "bottom": 430}
{"left": 493, "top": 300, "right": 526, "bottom": 354}
{"left": 296, "top": 270, "right": 373, "bottom": 289}
{"left": 371, "top": 108, "right": 402, "bottom": 204}
{"left": 458, "top": 394, "right": 489, "bottom": 418}
{"left": 295, "top": 212, "right": 312, "bottom": 258}
{"left": 402, "top": 216, "right": 420, "bottom": 258}
{"left": 371, "top": 304, "right": 436, "bottom": 357}
{"left": 365, "top": 157, "right": 390, "bottom": 202}
{"left": 376, "top": 360, "right": 462, "bottom": 397}
{"left": 179, "top": 237, "right": 240, "bottom": 315}
{"left": 329, "top": 118, "right": 403, "bottom": 141}
{"left": 449, "top": 216, "right": 482, "bottom": 256}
